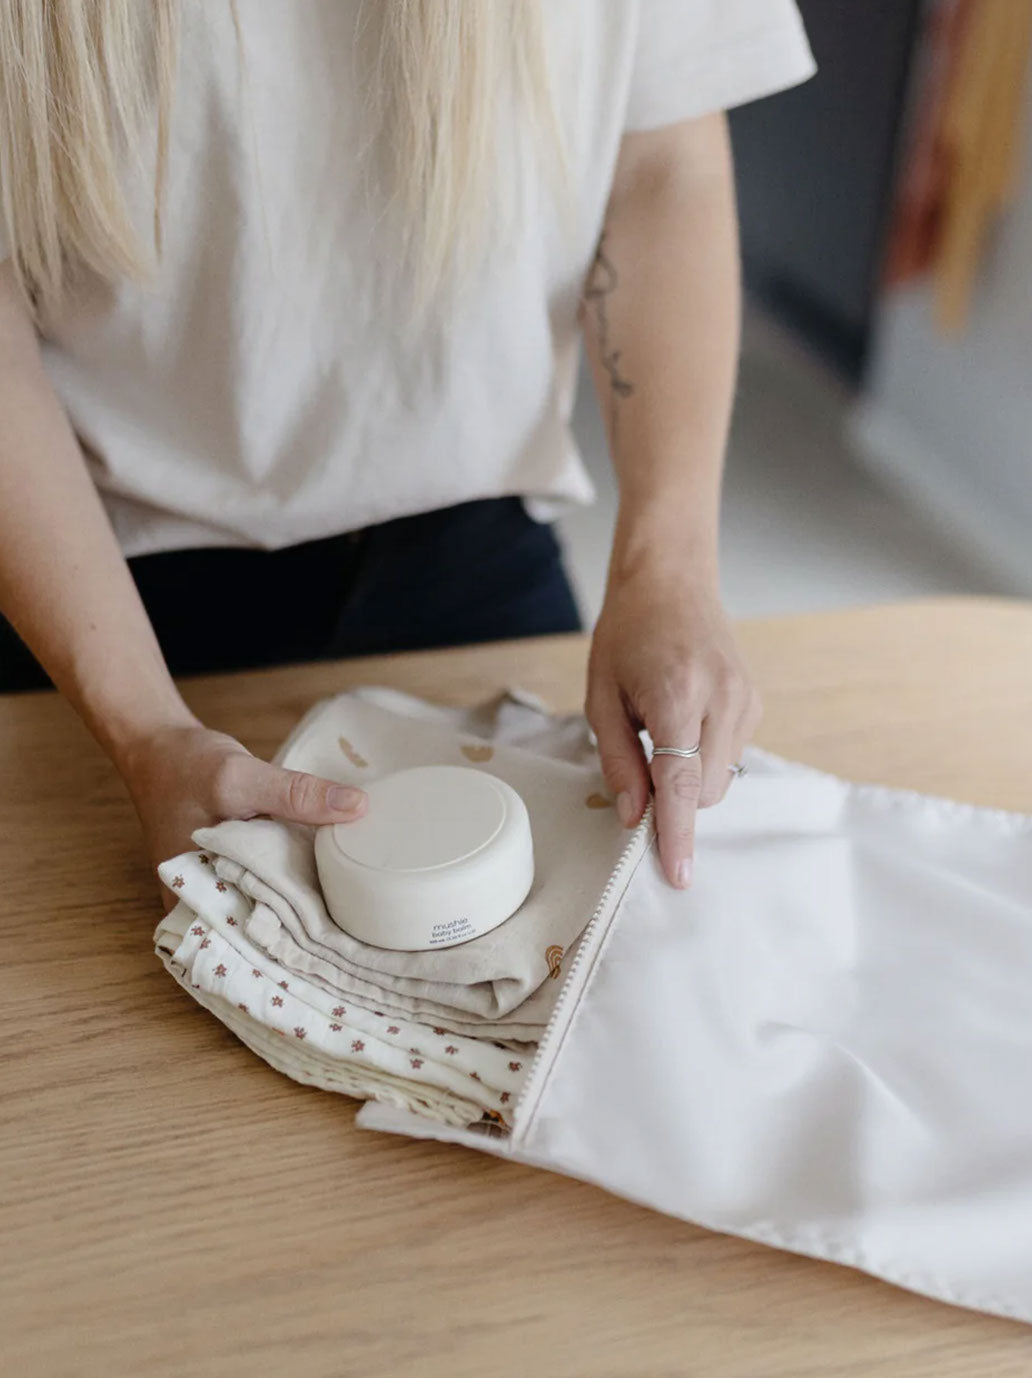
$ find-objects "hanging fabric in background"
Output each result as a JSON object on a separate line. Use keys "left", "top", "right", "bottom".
{"left": 882, "top": 0, "right": 1032, "bottom": 332}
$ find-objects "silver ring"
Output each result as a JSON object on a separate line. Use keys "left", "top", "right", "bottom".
{"left": 652, "top": 745, "right": 701, "bottom": 760}
{"left": 728, "top": 762, "right": 747, "bottom": 777}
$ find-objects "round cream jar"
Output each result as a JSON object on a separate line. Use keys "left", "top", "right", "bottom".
{"left": 314, "top": 764, "right": 534, "bottom": 951}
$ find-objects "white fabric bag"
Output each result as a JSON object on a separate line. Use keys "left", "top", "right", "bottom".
{"left": 360, "top": 751, "right": 1032, "bottom": 1324}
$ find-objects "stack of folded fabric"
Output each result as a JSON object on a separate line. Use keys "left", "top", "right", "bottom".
{"left": 155, "top": 687, "right": 630, "bottom": 1128}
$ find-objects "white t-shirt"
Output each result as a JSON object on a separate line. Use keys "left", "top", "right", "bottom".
{"left": 1, "top": 0, "right": 814, "bottom": 557}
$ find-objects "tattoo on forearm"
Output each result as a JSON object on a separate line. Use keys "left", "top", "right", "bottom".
{"left": 582, "top": 232, "right": 635, "bottom": 425}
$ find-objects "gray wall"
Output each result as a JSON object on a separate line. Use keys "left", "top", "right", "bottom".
{"left": 853, "top": 72, "right": 1032, "bottom": 594}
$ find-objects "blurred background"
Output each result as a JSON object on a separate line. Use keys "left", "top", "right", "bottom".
{"left": 561, "top": 0, "right": 1032, "bottom": 620}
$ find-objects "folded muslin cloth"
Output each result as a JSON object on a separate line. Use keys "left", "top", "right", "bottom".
{"left": 177, "top": 687, "right": 627, "bottom": 1040}
{"left": 156, "top": 687, "right": 621, "bottom": 1124}
{"left": 155, "top": 866, "right": 527, "bottom": 1127}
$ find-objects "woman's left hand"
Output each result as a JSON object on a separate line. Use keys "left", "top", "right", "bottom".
{"left": 586, "top": 555, "right": 761, "bottom": 889}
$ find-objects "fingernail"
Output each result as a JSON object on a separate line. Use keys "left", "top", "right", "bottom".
{"left": 616, "top": 791, "right": 635, "bottom": 828}
{"left": 328, "top": 785, "right": 365, "bottom": 814}
{"left": 676, "top": 858, "right": 693, "bottom": 889}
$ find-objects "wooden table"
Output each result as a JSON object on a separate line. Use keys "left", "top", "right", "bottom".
{"left": 3, "top": 597, "right": 1032, "bottom": 1378}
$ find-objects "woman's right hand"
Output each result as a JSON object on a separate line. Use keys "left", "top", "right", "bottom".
{"left": 116, "top": 722, "right": 367, "bottom": 911}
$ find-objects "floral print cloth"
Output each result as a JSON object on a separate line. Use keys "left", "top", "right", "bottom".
{"left": 154, "top": 688, "right": 610, "bottom": 1126}
{"left": 156, "top": 853, "right": 529, "bottom": 1127}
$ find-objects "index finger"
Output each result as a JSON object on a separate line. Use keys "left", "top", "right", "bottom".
{"left": 648, "top": 713, "right": 703, "bottom": 889}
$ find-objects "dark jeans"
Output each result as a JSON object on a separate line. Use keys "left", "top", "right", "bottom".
{"left": 0, "top": 498, "right": 583, "bottom": 692}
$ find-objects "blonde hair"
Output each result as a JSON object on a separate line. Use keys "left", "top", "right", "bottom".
{"left": 374, "top": 1, "right": 563, "bottom": 311}
{"left": 0, "top": 1, "right": 560, "bottom": 318}
{"left": 0, "top": 1, "right": 177, "bottom": 315}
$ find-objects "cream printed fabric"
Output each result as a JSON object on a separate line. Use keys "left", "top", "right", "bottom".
{"left": 182, "top": 688, "right": 628, "bottom": 1041}
{"left": 155, "top": 861, "right": 526, "bottom": 1128}
{"left": 155, "top": 688, "right": 614, "bottom": 1124}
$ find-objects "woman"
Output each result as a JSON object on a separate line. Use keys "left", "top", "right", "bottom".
{"left": 0, "top": 1, "right": 813, "bottom": 895}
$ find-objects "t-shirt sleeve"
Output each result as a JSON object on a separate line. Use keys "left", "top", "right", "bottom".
{"left": 626, "top": 0, "right": 817, "bottom": 132}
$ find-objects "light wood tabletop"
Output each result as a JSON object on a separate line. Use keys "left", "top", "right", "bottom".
{"left": 2, "top": 597, "right": 1031, "bottom": 1378}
